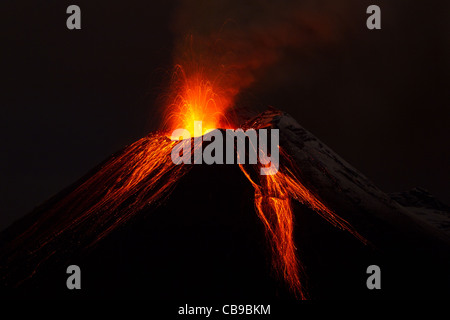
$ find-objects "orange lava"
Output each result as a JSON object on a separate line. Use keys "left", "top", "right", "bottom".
{"left": 5, "top": 133, "right": 193, "bottom": 287}
{"left": 162, "top": 65, "right": 234, "bottom": 137}
{"left": 239, "top": 146, "right": 367, "bottom": 298}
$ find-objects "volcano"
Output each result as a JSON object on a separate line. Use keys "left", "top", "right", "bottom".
{"left": 1, "top": 108, "right": 449, "bottom": 300}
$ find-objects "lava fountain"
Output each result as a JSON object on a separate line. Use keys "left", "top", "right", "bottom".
{"left": 162, "top": 65, "right": 235, "bottom": 137}
{"left": 0, "top": 35, "right": 367, "bottom": 298}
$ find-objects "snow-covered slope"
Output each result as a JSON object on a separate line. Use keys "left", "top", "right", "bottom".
{"left": 391, "top": 188, "right": 450, "bottom": 236}
{"left": 247, "top": 109, "right": 450, "bottom": 247}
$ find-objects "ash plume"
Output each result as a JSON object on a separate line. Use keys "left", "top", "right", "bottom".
{"left": 168, "top": 0, "right": 357, "bottom": 118}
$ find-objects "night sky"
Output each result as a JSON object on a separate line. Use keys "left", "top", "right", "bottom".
{"left": 1, "top": 0, "right": 449, "bottom": 230}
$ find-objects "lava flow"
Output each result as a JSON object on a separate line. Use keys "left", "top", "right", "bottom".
{"left": 1, "top": 65, "right": 367, "bottom": 299}
{"left": 238, "top": 142, "right": 367, "bottom": 299}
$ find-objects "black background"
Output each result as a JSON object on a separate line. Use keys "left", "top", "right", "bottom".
{"left": 1, "top": 0, "right": 449, "bottom": 231}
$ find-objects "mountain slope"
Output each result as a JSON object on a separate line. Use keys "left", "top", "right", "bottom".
{"left": 1, "top": 108, "right": 449, "bottom": 299}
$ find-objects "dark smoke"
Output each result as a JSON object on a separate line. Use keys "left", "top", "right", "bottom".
{"left": 169, "top": 0, "right": 358, "bottom": 112}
